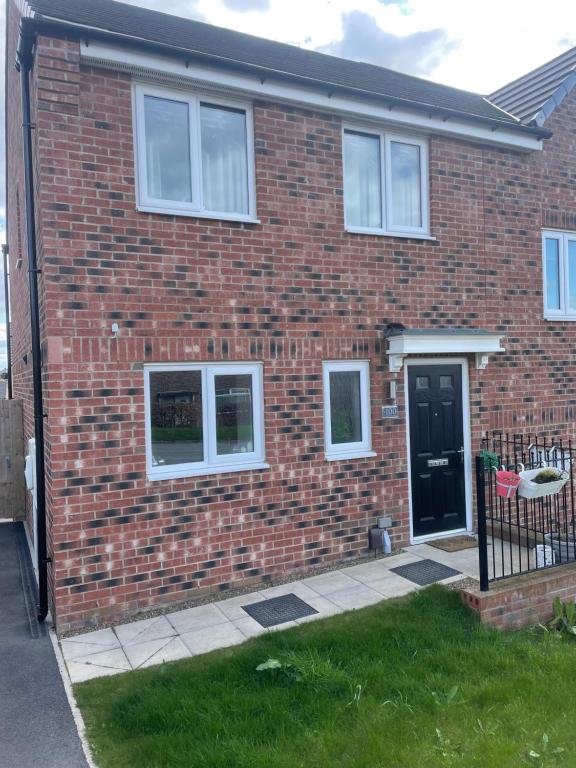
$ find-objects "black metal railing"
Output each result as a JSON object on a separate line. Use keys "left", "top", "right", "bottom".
{"left": 476, "top": 432, "right": 576, "bottom": 591}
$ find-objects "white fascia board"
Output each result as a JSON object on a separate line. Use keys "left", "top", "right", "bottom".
{"left": 79, "top": 41, "right": 543, "bottom": 152}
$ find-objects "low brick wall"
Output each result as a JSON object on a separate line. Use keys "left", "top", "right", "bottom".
{"left": 461, "top": 563, "right": 576, "bottom": 629}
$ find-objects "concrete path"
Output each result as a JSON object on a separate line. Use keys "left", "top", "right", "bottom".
{"left": 61, "top": 540, "right": 480, "bottom": 684}
{"left": 0, "top": 522, "right": 88, "bottom": 768}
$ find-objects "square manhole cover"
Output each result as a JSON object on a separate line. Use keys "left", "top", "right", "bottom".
{"left": 390, "top": 559, "right": 461, "bottom": 586}
{"left": 242, "top": 593, "right": 319, "bottom": 628}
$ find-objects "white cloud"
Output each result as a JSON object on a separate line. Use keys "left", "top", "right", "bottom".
{"left": 318, "top": 10, "right": 458, "bottom": 76}
{"left": 222, "top": 0, "right": 270, "bottom": 10}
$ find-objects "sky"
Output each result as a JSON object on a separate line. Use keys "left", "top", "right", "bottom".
{"left": 0, "top": 0, "right": 574, "bottom": 370}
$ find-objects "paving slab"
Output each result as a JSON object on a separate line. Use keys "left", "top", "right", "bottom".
{"left": 66, "top": 647, "right": 132, "bottom": 683}
{"left": 114, "top": 615, "right": 176, "bottom": 646}
{"left": 0, "top": 522, "right": 88, "bottom": 768}
{"left": 180, "top": 622, "right": 246, "bottom": 655}
{"left": 328, "top": 584, "right": 384, "bottom": 610}
{"left": 303, "top": 570, "right": 362, "bottom": 595}
{"left": 123, "top": 635, "right": 190, "bottom": 669}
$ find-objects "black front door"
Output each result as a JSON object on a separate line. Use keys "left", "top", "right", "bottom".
{"left": 408, "top": 364, "right": 466, "bottom": 538}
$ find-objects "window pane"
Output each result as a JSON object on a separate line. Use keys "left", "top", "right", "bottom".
{"left": 329, "top": 371, "right": 363, "bottom": 444}
{"left": 568, "top": 240, "right": 576, "bottom": 310}
{"left": 201, "top": 104, "right": 249, "bottom": 214}
{"left": 390, "top": 141, "right": 421, "bottom": 228}
{"left": 214, "top": 374, "right": 254, "bottom": 455}
{"left": 344, "top": 131, "right": 382, "bottom": 229}
{"left": 149, "top": 371, "right": 203, "bottom": 466}
{"left": 416, "top": 376, "right": 429, "bottom": 389}
{"left": 440, "top": 375, "right": 453, "bottom": 389}
{"left": 144, "top": 96, "right": 192, "bottom": 202}
{"left": 545, "top": 238, "right": 561, "bottom": 310}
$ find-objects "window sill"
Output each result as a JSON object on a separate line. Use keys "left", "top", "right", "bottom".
{"left": 345, "top": 227, "right": 436, "bottom": 241}
{"left": 138, "top": 204, "right": 261, "bottom": 225}
{"left": 544, "top": 315, "right": 576, "bottom": 322}
{"left": 325, "top": 450, "right": 377, "bottom": 462}
{"left": 148, "top": 461, "right": 270, "bottom": 482}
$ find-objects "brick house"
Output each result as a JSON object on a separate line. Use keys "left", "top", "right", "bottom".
{"left": 5, "top": 0, "right": 576, "bottom": 632}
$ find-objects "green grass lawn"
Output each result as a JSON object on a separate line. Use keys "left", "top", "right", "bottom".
{"left": 75, "top": 587, "right": 576, "bottom": 768}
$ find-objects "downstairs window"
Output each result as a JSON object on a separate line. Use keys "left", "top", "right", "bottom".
{"left": 145, "top": 363, "right": 265, "bottom": 480}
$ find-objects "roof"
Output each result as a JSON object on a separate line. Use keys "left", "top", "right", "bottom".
{"left": 22, "top": 0, "right": 537, "bottom": 133}
{"left": 489, "top": 46, "right": 576, "bottom": 126}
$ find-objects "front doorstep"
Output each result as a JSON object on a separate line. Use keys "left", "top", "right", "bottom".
{"left": 412, "top": 526, "right": 470, "bottom": 545}
{"left": 461, "top": 562, "right": 576, "bottom": 629}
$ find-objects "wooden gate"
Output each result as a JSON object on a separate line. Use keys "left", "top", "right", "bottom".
{"left": 0, "top": 400, "right": 25, "bottom": 520}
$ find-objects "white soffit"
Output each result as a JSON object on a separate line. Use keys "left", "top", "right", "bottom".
{"left": 79, "top": 41, "right": 543, "bottom": 152}
{"left": 387, "top": 331, "right": 505, "bottom": 372}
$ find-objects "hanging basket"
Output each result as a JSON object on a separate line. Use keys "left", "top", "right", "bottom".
{"left": 517, "top": 466, "right": 569, "bottom": 499}
{"left": 495, "top": 470, "right": 521, "bottom": 499}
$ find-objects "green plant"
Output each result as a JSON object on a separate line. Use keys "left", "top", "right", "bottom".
{"left": 431, "top": 684, "right": 461, "bottom": 707}
{"left": 256, "top": 648, "right": 348, "bottom": 689}
{"left": 524, "top": 733, "right": 565, "bottom": 765}
{"left": 482, "top": 450, "right": 500, "bottom": 471}
{"left": 434, "top": 728, "right": 463, "bottom": 760}
{"left": 545, "top": 597, "right": 576, "bottom": 637}
{"left": 532, "top": 469, "right": 562, "bottom": 485}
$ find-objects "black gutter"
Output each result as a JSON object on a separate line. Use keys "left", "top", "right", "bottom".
{"left": 2, "top": 245, "right": 12, "bottom": 399}
{"left": 17, "top": 22, "right": 49, "bottom": 623}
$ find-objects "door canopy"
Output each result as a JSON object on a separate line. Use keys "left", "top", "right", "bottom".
{"left": 385, "top": 328, "right": 505, "bottom": 372}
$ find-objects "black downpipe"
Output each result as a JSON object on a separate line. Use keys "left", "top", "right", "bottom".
{"left": 18, "top": 27, "right": 49, "bottom": 622}
{"left": 2, "top": 244, "right": 12, "bottom": 399}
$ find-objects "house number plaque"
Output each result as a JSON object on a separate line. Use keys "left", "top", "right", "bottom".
{"left": 382, "top": 405, "right": 399, "bottom": 419}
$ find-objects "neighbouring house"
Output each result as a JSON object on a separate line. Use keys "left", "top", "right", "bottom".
{"left": 5, "top": 0, "right": 576, "bottom": 632}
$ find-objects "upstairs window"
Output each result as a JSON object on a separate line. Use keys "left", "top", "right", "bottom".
{"left": 543, "top": 230, "right": 576, "bottom": 319}
{"left": 134, "top": 84, "right": 256, "bottom": 221}
{"left": 343, "top": 127, "right": 429, "bottom": 237}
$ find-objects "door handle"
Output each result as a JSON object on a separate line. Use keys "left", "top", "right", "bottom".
{"left": 457, "top": 446, "right": 464, "bottom": 464}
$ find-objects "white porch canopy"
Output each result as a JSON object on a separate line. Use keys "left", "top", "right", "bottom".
{"left": 386, "top": 328, "right": 505, "bottom": 372}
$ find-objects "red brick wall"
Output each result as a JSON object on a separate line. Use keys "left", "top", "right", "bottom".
{"left": 8, "top": 20, "right": 576, "bottom": 630}
{"left": 461, "top": 564, "right": 576, "bottom": 629}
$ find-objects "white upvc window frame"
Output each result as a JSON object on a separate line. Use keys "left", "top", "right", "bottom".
{"left": 322, "top": 360, "right": 375, "bottom": 461}
{"left": 543, "top": 229, "right": 576, "bottom": 320}
{"left": 343, "top": 123, "right": 430, "bottom": 239}
{"left": 133, "top": 82, "right": 258, "bottom": 222}
{"left": 144, "top": 362, "right": 266, "bottom": 481}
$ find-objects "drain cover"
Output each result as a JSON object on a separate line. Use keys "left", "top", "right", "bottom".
{"left": 242, "top": 593, "right": 318, "bottom": 628}
{"left": 390, "top": 559, "right": 461, "bottom": 586}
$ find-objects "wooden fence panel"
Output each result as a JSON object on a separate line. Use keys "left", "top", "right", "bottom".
{"left": 0, "top": 400, "right": 25, "bottom": 520}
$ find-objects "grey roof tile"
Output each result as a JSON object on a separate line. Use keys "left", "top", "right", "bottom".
{"left": 490, "top": 46, "right": 576, "bottom": 125}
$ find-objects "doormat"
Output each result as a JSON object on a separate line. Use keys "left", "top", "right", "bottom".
{"left": 242, "top": 593, "right": 319, "bottom": 628}
{"left": 428, "top": 535, "right": 478, "bottom": 552}
{"left": 390, "top": 559, "right": 461, "bottom": 586}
